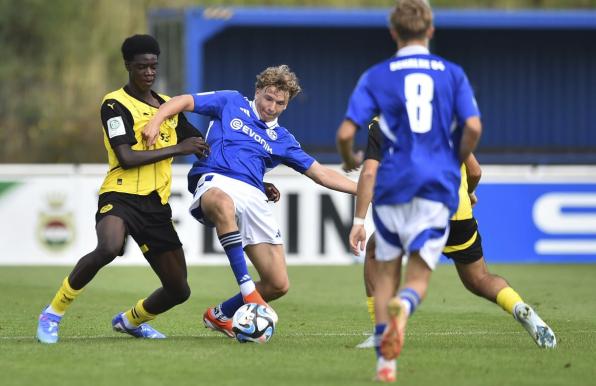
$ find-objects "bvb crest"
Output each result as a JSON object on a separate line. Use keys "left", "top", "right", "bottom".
{"left": 36, "top": 192, "right": 75, "bottom": 252}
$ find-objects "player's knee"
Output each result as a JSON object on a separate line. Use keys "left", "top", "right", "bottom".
{"left": 269, "top": 279, "right": 290, "bottom": 300}
{"left": 93, "top": 242, "right": 122, "bottom": 263}
{"left": 202, "top": 191, "right": 235, "bottom": 222}
{"left": 172, "top": 283, "right": 191, "bottom": 304}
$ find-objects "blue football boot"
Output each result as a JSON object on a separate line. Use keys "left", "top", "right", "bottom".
{"left": 36, "top": 306, "right": 62, "bottom": 344}
{"left": 111, "top": 313, "right": 166, "bottom": 339}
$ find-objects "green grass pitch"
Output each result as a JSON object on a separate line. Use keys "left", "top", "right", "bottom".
{"left": 1, "top": 265, "right": 595, "bottom": 386}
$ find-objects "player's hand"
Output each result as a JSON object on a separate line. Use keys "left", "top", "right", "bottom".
{"left": 349, "top": 224, "right": 367, "bottom": 256}
{"left": 341, "top": 150, "right": 364, "bottom": 172}
{"left": 142, "top": 118, "right": 162, "bottom": 147}
{"left": 469, "top": 191, "right": 478, "bottom": 207}
{"left": 177, "top": 137, "right": 209, "bottom": 157}
{"left": 264, "top": 182, "right": 281, "bottom": 202}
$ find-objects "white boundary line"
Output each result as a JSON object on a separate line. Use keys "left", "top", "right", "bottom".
{"left": 3, "top": 330, "right": 594, "bottom": 341}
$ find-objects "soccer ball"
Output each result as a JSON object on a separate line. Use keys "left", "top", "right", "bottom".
{"left": 232, "top": 303, "right": 278, "bottom": 343}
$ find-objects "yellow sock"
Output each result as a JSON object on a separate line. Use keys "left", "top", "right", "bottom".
{"left": 496, "top": 287, "right": 523, "bottom": 315}
{"left": 366, "top": 296, "right": 376, "bottom": 325}
{"left": 49, "top": 277, "right": 84, "bottom": 315}
{"left": 124, "top": 299, "right": 156, "bottom": 327}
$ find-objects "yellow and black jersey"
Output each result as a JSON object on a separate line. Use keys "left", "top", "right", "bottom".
{"left": 451, "top": 165, "right": 473, "bottom": 220}
{"left": 99, "top": 86, "right": 202, "bottom": 204}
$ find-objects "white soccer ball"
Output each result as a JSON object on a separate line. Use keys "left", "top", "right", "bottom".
{"left": 232, "top": 303, "right": 278, "bottom": 343}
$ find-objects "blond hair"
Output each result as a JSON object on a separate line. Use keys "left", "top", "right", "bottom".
{"left": 255, "top": 65, "right": 302, "bottom": 100}
{"left": 390, "top": 0, "right": 433, "bottom": 42}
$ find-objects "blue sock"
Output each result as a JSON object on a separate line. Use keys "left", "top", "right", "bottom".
{"left": 374, "top": 323, "right": 386, "bottom": 358}
{"left": 219, "top": 232, "right": 252, "bottom": 285}
{"left": 398, "top": 287, "right": 421, "bottom": 317}
{"left": 220, "top": 293, "right": 244, "bottom": 318}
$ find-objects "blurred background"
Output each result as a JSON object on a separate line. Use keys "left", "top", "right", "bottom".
{"left": 1, "top": 1, "right": 595, "bottom": 265}
{"left": 1, "top": 0, "right": 595, "bottom": 164}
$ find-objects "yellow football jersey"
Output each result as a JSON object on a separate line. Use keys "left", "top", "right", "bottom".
{"left": 98, "top": 88, "right": 180, "bottom": 204}
{"left": 451, "top": 164, "right": 473, "bottom": 220}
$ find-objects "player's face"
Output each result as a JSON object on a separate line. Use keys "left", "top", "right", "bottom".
{"left": 254, "top": 86, "right": 289, "bottom": 122}
{"left": 126, "top": 54, "right": 158, "bottom": 92}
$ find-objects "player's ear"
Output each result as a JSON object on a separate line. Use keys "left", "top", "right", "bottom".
{"left": 389, "top": 27, "right": 398, "bottom": 44}
{"left": 124, "top": 61, "right": 131, "bottom": 72}
{"left": 426, "top": 26, "right": 435, "bottom": 40}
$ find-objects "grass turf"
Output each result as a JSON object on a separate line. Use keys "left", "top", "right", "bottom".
{"left": 1, "top": 265, "right": 595, "bottom": 386}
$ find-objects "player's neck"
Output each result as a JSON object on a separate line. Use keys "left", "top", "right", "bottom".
{"left": 126, "top": 83, "right": 157, "bottom": 106}
{"left": 397, "top": 39, "right": 428, "bottom": 51}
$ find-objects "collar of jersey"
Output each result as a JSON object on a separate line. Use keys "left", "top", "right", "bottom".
{"left": 396, "top": 45, "right": 430, "bottom": 57}
{"left": 249, "top": 100, "right": 279, "bottom": 129}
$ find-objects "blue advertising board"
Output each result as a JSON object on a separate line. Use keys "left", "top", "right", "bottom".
{"left": 461, "top": 183, "right": 596, "bottom": 264}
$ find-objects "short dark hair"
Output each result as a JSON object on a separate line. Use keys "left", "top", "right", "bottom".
{"left": 121, "top": 34, "right": 160, "bottom": 61}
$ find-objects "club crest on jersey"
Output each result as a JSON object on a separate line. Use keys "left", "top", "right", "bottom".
{"left": 229, "top": 118, "right": 273, "bottom": 154}
{"left": 266, "top": 129, "right": 277, "bottom": 141}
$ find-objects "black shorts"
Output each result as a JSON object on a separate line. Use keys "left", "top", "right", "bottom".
{"left": 96, "top": 191, "right": 182, "bottom": 257}
{"left": 443, "top": 218, "right": 484, "bottom": 264}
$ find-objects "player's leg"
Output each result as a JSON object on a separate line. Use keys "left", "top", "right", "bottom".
{"left": 375, "top": 198, "right": 449, "bottom": 381}
{"left": 200, "top": 187, "right": 261, "bottom": 300}
{"left": 356, "top": 233, "right": 378, "bottom": 349}
{"left": 112, "top": 247, "right": 190, "bottom": 339}
{"left": 448, "top": 218, "right": 555, "bottom": 348}
{"left": 245, "top": 243, "right": 289, "bottom": 302}
{"left": 37, "top": 215, "right": 126, "bottom": 343}
{"left": 455, "top": 257, "right": 556, "bottom": 348}
{"left": 195, "top": 179, "right": 265, "bottom": 337}
{"left": 209, "top": 193, "right": 287, "bottom": 319}
{"left": 373, "top": 256, "right": 402, "bottom": 382}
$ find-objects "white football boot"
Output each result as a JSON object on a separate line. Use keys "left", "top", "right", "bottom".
{"left": 514, "top": 303, "right": 557, "bottom": 348}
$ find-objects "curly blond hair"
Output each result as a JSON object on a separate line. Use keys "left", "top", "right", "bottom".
{"left": 390, "top": 0, "right": 433, "bottom": 42}
{"left": 255, "top": 65, "right": 302, "bottom": 100}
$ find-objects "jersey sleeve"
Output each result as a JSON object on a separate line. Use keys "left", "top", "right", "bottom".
{"left": 364, "top": 119, "right": 383, "bottom": 162}
{"left": 175, "top": 112, "right": 204, "bottom": 141}
{"left": 100, "top": 99, "right": 137, "bottom": 147}
{"left": 344, "top": 71, "right": 379, "bottom": 130}
{"left": 191, "top": 90, "right": 237, "bottom": 118}
{"left": 454, "top": 68, "right": 481, "bottom": 123}
{"left": 282, "top": 134, "right": 316, "bottom": 173}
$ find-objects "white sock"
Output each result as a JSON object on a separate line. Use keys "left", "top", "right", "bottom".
{"left": 239, "top": 281, "right": 256, "bottom": 296}
{"left": 45, "top": 305, "right": 64, "bottom": 317}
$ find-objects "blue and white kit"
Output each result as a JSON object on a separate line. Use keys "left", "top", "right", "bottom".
{"left": 346, "top": 45, "right": 481, "bottom": 268}
{"left": 187, "top": 90, "right": 315, "bottom": 246}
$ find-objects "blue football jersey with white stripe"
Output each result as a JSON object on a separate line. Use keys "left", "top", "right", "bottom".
{"left": 187, "top": 90, "right": 315, "bottom": 193}
{"left": 346, "top": 48, "right": 480, "bottom": 213}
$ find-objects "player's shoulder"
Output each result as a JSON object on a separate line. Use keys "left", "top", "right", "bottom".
{"left": 102, "top": 88, "right": 126, "bottom": 104}
{"left": 428, "top": 53, "right": 467, "bottom": 77}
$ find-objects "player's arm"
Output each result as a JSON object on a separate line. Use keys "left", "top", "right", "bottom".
{"left": 459, "top": 117, "right": 482, "bottom": 163}
{"left": 464, "top": 153, "right": 481, "bottom": 193}
{"left": 464, "top": 153, "right": 481, "bottom": 206}
{"left": 304, "top": 161, "right": 357, "bottom": 195}
{"left": 336, "top": 119, "right": 363, "bottom": 172}
{"left": 143, "top": 94, "right": 195, "bottom": 146}
{"left": 455, "top": 70, "right": 483, "bottom": 162}
{"left": 349, "top": 158, "right": 379, "bottom": 255}
{"left": 113, "top": 139, "right": 208, "bottom": 170}
{"left": 101, "top": 99, "right": 207, "bottom": 170}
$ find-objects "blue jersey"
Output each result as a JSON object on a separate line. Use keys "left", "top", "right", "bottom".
{"left": 345, "top": 46, "right": 480, "bottom": 213}
{"left": 187, "top": 90, "right": 315, "bottom": 193}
